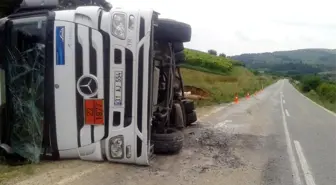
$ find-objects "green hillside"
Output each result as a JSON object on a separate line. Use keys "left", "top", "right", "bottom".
{"left": 230, "top": 48, "right": 336, "bottom": 76}
{"left": 229, "top": 48, "right": 336, "bottom": 112}
{"left": 181, "top": 49, "right": 245, "bottom": 75}
{"left": 180, "top": 49, "right": 275, "bottom": 105}
{"left": 231, "top": 48, "right": 336, "bottom": 66}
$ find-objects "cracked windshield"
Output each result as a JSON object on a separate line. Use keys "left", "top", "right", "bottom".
{"left": 0, "top": 0, "right": 335, "bottom": 185}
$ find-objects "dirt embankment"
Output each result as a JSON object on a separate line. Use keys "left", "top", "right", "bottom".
{"left": 184, "top": 85, "right": 210, "bottom": 100}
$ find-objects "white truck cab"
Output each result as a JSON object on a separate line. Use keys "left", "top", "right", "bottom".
{"left": 52, "top": 6, "right": 157, "bottom": 165}
{"left": 0, "top": 0, "right": 197, "bottom": 165}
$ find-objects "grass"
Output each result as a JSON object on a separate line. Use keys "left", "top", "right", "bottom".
{"left": 291, "top": 82, "right": 336, "bottom": 113}
{"left": 0, "top": 163, "right": 36, "bottom": 183}
{"left": 179, "top": 63, "right": 228, "bottom": 76}
{"left": 181, "top": 66, "right": 275, "bottom": 106}
{"left": 305, "top": 91, "right": 336, "bottom": 113}
{"left": 181, "top": 49, "right": 275, "bottom": 107}
{"left": 181, "top": 48, "right": 276, "bottom": 106}
{"left": 184, "top": 49, "right": 244, "bottom": 74}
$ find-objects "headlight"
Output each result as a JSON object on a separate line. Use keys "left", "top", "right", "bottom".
{"left": 111, "top": 13, "right": 126, "bottom": 40}
{"left": 109, "top": 135, "right": 124, "bottom": 159}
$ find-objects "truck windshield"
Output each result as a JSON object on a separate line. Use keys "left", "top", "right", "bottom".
{"left": 4, "top": 15, "right": 47, "bottom": 163}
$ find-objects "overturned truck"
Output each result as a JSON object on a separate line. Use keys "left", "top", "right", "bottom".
{"left": 0, "top": 1, "right": 197, "bottom": 165}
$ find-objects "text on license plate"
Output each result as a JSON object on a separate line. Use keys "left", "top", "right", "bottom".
{"left": 114, "top": 71, "right": 123, "bottom": 106}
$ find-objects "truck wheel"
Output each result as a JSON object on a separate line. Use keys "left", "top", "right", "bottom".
{"left": 152, "top": 128, "right": 184, "bottom": 154}
{"left": 155, "top": 19, "right": 192, "bottom": 42}
{"left": 186, "top": 110, "right": 197, "bottom": 126}
{"left": 173, "top": 42, "right": 184, "bottom": 53}
{"left": 175, "top": 51, "right": 185, "bottom": 65}
{"left": 182, "top": 99, "right": 195, "bottom": 114}
{"left": 172, "top": 103, "right": 186, "bottom": 129}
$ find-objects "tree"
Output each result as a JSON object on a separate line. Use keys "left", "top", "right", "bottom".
{"left": 208, "top": 49, "right": 217, "bottom": 56}
{"left": 301, "top": 75, "right": 321, "bottom": 92}
{"left": 219, "top": 53, "right": 226, "bottom": 57}
{"left": 251, "top": 70, "right": 260, "bottom": 75}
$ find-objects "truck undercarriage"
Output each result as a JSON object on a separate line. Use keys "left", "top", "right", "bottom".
{"left": 151, "top": 40, "right": 197, "bottom": 154}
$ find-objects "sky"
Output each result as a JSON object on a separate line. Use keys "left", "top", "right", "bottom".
{"left": 108, "top": 0, "right": 336, "bottom": 56}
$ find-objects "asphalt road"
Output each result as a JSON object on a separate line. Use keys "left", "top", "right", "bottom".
{"left": 202, "top": 79, "right": 295, "bottom": 185}
{"left": 282, "top": 79, "right": 336, "bottom": 185}
{"left": 8, "top": 79, "right": 336, "bottom": 185}
{"left": 200, "top": 79, "right": 336, "bottom": 185}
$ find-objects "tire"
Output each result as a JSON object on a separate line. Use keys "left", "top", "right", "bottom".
{"left": 152, "top": 128, "right": 184, "bottom": 154}
{"left": 171, "top": 103, "right": 185, "bottom": 129}
{"left": 175, "top": 51, "right": 185, "bottom": 65}
{"left": 182, "top": 99, "right": 195, "bottom": 114}
{"left": 179, "top": 101, "right": 187, "bottom": 128}
{"left": 186, "top": 110, "right": 197, "bottom": 126}
{"left": 155, "top": 19, "right": 192, "bottom": 42}
{"left": 173, "top": 42, "right": 184, "bottom": 53}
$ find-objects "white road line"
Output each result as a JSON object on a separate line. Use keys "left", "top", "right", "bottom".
{"left": 199, "top": 104, "right": 231, "bottom": 120}
{"left": 283, "top": 99, "right": 286, "bottom": 104}
{"left": 291, "top": 83, "right": 336, "bottom": 117}
{"left": 294, "top": 140, "right": 317, "bottom": 185}
{"left": 214, "top": 120, "right": 232, "bottom": 129}
{"left": 285, "top": 109, "right": 290, "bottom": 117}
{"left": 212, "top": 106, "right": 226, "bottom": 113}
{"left": 57, "top": 164, "right": 102, "bottom": 185}
{"left": 280, "top": 94, "right": 302, "bottom": 185}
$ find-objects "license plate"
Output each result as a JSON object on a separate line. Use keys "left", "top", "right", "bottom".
{"left": 114, "top": 71, "right": 123, "bottom": 106}
{"left": 85, "top": 99, "right": 104, "bottom": 125}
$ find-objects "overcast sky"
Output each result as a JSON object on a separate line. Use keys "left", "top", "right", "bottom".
{"left": 109, "top": 0, "right": 336, "bottom": 56}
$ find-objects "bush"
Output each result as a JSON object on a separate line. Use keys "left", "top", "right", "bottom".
{"left": 301, "top": 75, "right": 321, "bottom": 92}
{"left": 184, "top": 49, "right": 235, "bottom": 74}
{"left": 293, "top": 74, "right": 336, "bottom": 113}
{"left": 292, "top": 75, "right": 302, "bottom": 81}
{"left": 316, "top": 83, "right": 336, "bottom": 103}
{"left": 207, "top": 49, "right": 217, "bottom": 56}
{"left": 232, "top": 60, "right": 245, "bottom": 67}
{"left": 251, "top": 70, "right": 260, "bottom": 75}
{"left": 219, "top": 53, "right": 226, "bottom": 57}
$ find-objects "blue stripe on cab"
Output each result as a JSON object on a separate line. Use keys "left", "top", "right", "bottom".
{"left": 56, "top": 26, "right": 65, "bottom": 65}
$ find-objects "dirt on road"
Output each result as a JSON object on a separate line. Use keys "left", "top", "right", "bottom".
{"left": 3, "top": 99, "right": 276, "bottom": 185}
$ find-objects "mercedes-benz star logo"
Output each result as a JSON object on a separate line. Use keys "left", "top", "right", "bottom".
{"left": 77, "top": 75, "right": 98, "bottom": 97}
